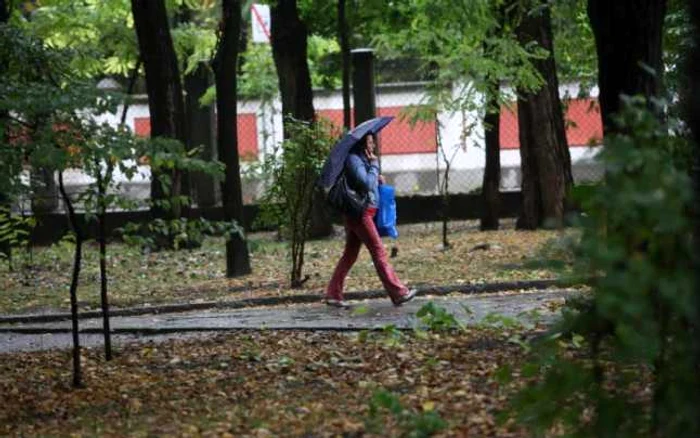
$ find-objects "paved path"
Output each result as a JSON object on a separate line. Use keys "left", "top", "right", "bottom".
{"left": 0, "top": 289, "right": 574, "bottom": 353}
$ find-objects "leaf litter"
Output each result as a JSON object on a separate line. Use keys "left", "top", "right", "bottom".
{"left": 0, "top": 328, "right": 531, "bottom": 437}
{"left": 1, "top": 220, "right": 575, "bottom": 315}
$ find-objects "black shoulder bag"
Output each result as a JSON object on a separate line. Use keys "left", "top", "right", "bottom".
{"left": 326, "top": 171, "right": 366, "bottom": 218}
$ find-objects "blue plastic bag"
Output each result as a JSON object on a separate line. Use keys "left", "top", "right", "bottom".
{"left": 374, "top": 184, "right": 399, "bottom": 239}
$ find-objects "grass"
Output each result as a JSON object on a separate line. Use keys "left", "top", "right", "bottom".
{"left": 0, "top": 220, "right": 575, "bottom": 315}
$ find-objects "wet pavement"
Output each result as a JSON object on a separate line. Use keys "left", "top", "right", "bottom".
{"left": 0, "top": 289, "right": 575, "bottom": 353}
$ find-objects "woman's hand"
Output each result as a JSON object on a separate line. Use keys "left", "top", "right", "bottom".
{"left": 364, "top": 145, "right": 378, "bottom": 161}
{"left": 378, "top": 174, "right": 385, "bottom": 184}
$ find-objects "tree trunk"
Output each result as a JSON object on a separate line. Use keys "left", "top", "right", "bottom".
{"left": 213, "top": 0, "right": 251, "bottom": 277}
{"left": 30, "top": 167, "right": 58, "bottom": 213}
{"left": 688, "top": 2, "right": 700, "bottom": 434}
{"left": 338, "top": 0, "right": 351, "bottom": 130}
{"left": 515, "top": 2, "right": 573, "bottom": 229}
{"left": 481, "top": 82, "right": 501, "bottom": 230}
{"left": 238, "top": 8, "right": 250, "bottom": 75}
{"left": 131, "top": 0, "right": 188, "bottom": 219}
{"left": 271, "top": 0, "right": 331, "bottom": 239}
{"left": 58, "top": 171, "right": 83, "bottom": 388}
{"left": 96, "top": 166, "right": 112, "bottom": 361}
{"left": 270, "top": 0, "right": 315, "bottom": 124}
{"left": 0, "top": 0, "right": 10, "bottom": 260}
{"left": 184, "top": 63, "right": 218, "bottom": 208}
{"left": 0, "top": 0, "right": 8, "bottom": 24}
{"left": 587, "top": 0, "right": 667, "bottom": 135}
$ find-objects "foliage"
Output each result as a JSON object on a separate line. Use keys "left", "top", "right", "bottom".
{"left": 0, "top": 205, "right": 35, "bottom": 270}
{"left": 372, "top": 0, "right": 546, "bottom": 105}
{"left": 17, "top": 0, "right": 139, "bottom": 77}
{"left": 238, "top": 41, "right": 278, "bottom": 102}
{"left": 506, "top": 98, "right": 699, "bottom": 437}
{"left": 365, "top": 389, "right": 447, "bottom": 437}
{"left": 255, "top": 119, "right": 336, "bottom": 287}
{"left": 118, "top": 217, "right": 243, "bottom": 252}
{"left": 416, "top": 301, "right": 465, "bottom": 332}
{"left": 550, "top": 0, "right": 597, "bottom": 89}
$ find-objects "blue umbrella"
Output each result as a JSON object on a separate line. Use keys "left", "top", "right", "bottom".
{"left": 319, "top": 116, "right": 394, "bottom": 188}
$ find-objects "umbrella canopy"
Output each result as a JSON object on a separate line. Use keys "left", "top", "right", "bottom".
{"left": 319, "top": 116, "right": 394, "bottom": 188}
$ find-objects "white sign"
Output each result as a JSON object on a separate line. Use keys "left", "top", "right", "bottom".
{"left": 251, "top": 3, "right": 271, "bottom": 43}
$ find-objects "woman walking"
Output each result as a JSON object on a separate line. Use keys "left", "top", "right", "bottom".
{"left": 324, "top": 134, "right": 417, "bottom": 308}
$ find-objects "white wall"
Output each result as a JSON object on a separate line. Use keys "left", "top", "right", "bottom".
{"left": 64, "top": 81, "right": 603, "bottom": 198}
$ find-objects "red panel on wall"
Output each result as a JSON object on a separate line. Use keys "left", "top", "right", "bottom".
{"left": 377, "top": 106, "right": 437, "bottom": 155}
{"left": 134, "top": 117, "right": 151, "bottom": 137}
{"left": 317, "top": 109, "right": 352, "bottom": 133}
{"left": 236, "top": 113, "right": 259, "bottom": 160}
{"left": 499, "top": 98, "right": 603, "bottom": 149}
{"left": 499, "top": 104, "right": 519, "bottom": 149}
{"left": 564, "top": 99, "right": 603, "bottom": 146}
{"left": 133, "top": 114, "right": 259, "bottom": 160}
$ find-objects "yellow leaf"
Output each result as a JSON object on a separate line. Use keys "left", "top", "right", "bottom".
{"left": 422, "top": 401, "right": 435, "bottom": 412}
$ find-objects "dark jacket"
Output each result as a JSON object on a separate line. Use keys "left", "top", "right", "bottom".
{"left": 345, "top": 152, "right": 379, "bottom": 208}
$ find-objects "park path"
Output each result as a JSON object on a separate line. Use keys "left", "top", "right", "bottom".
{"left": 0, "top": 289, "right": 574, "bottom": 354}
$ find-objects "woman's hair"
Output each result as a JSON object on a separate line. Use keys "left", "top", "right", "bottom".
{"left": 352, "top": 133, "right": 375, "bottom": 153}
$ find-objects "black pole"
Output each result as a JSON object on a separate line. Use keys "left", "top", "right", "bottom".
{"left": 338, "top": 0, "right": 351, "bottom": 131}
{"left": 351, "top": 48, "right": 378, "bottom": 165}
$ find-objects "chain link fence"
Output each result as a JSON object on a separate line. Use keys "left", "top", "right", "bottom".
{"left": 19, "top": 80, "right": 604, "bottom": 214}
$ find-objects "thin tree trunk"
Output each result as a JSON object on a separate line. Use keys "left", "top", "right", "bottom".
{"left": 688, "top": 2, "right": 700, "bottom": 434}
{"left": 238, "top": 9, "right": 250, "bottom": 75}
{"left": 442, "top": 167, "right": 449, "bottom": 249}
{"left": 0, "top": 0, "right": 11, "bottom": 261}
{"left": 121, "top": 58, "right": 142, "bottom": 126}
{"left": 58, "top": 171, "right": 83, "bottom": 388}
{"left": 95, "top": 166, "right": 112, "bottom": 361}
{"left": 516, "top": 1, "right": 572, "bottom": 229}
{"left": 131, "top": 0, "right": 188, "bottom": 219}
{"left": 213, "top": 0, "right": 251, "bottom": 277}
{"left": 338, "top": 0, "right": 351, "bottom": 130}
{"left": 481, "top": 83, "right": 501, "bottom": 230}
{"left": 587, "top": 0, "right": 667, "bottom": 134}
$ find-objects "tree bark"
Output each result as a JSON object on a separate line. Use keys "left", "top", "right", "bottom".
{"left": 184, "top": 63, "right": 218, "bottom": 208}
{"left": 587, "top": 0, "right": 667, "bottom": 135}
{"left": 688, "top": 1, "right": 700, "bottom": 434}
{"left": 95, "top": 165, "right": 112, "bottom": 361}
{"left": 270, "top": 0, "right": 315, "bottom": 124}
{"left": 131, "top": 0, "right": 188, "bottom": 219}
{"left": 515, "top": 1, "right": 573, "bottom": 230}
{"left": 481, "top": 82, "right": 501, "bottom": 231}
{"left": 58, "top": 171, "right": 83, "bottom": 388}
{"left": 271, "top": 0, "right": 331, "bottom": 239}
{"left": 338, "top": 0, "right": 351, "bottom": 130}
{"left": 0, "top": 0, "right": 10, "bottom": 260}
{"left": 0, "top": 0, "right": 8, "bottom": 23}
{"left": 213, "top": 0, "right": 251, "bottom": 277}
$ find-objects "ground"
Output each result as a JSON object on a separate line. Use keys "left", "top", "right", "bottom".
{"left": 0, "top": 221, "right": 579, "bottom": 437}
{"left": 0, "top": 220, "right": 574, "bottom": 315}
{"left": 0, "top": 329, "right": 533, "bottom": 437}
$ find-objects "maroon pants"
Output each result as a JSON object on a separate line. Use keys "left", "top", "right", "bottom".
{"left": 326, "top": 208, "right": 408, "bottom": 301}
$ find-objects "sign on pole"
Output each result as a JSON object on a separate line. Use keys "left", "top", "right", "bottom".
{"left": 251, "top": 4, "right": 271, "bottom": 44}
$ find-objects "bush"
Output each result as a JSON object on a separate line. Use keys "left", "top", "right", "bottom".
{"left": 505, "top": 98, "right": 699, "bottom": 437}
{"left": 255, "top": 119, "right": 336, "bottom": 287}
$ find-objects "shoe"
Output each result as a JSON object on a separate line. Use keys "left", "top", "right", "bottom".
{"left": 324, "top": 298, "right": 350, "bottom": 308}
{"left": 392, "top": 288, "right": 418, "bottom": 306}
